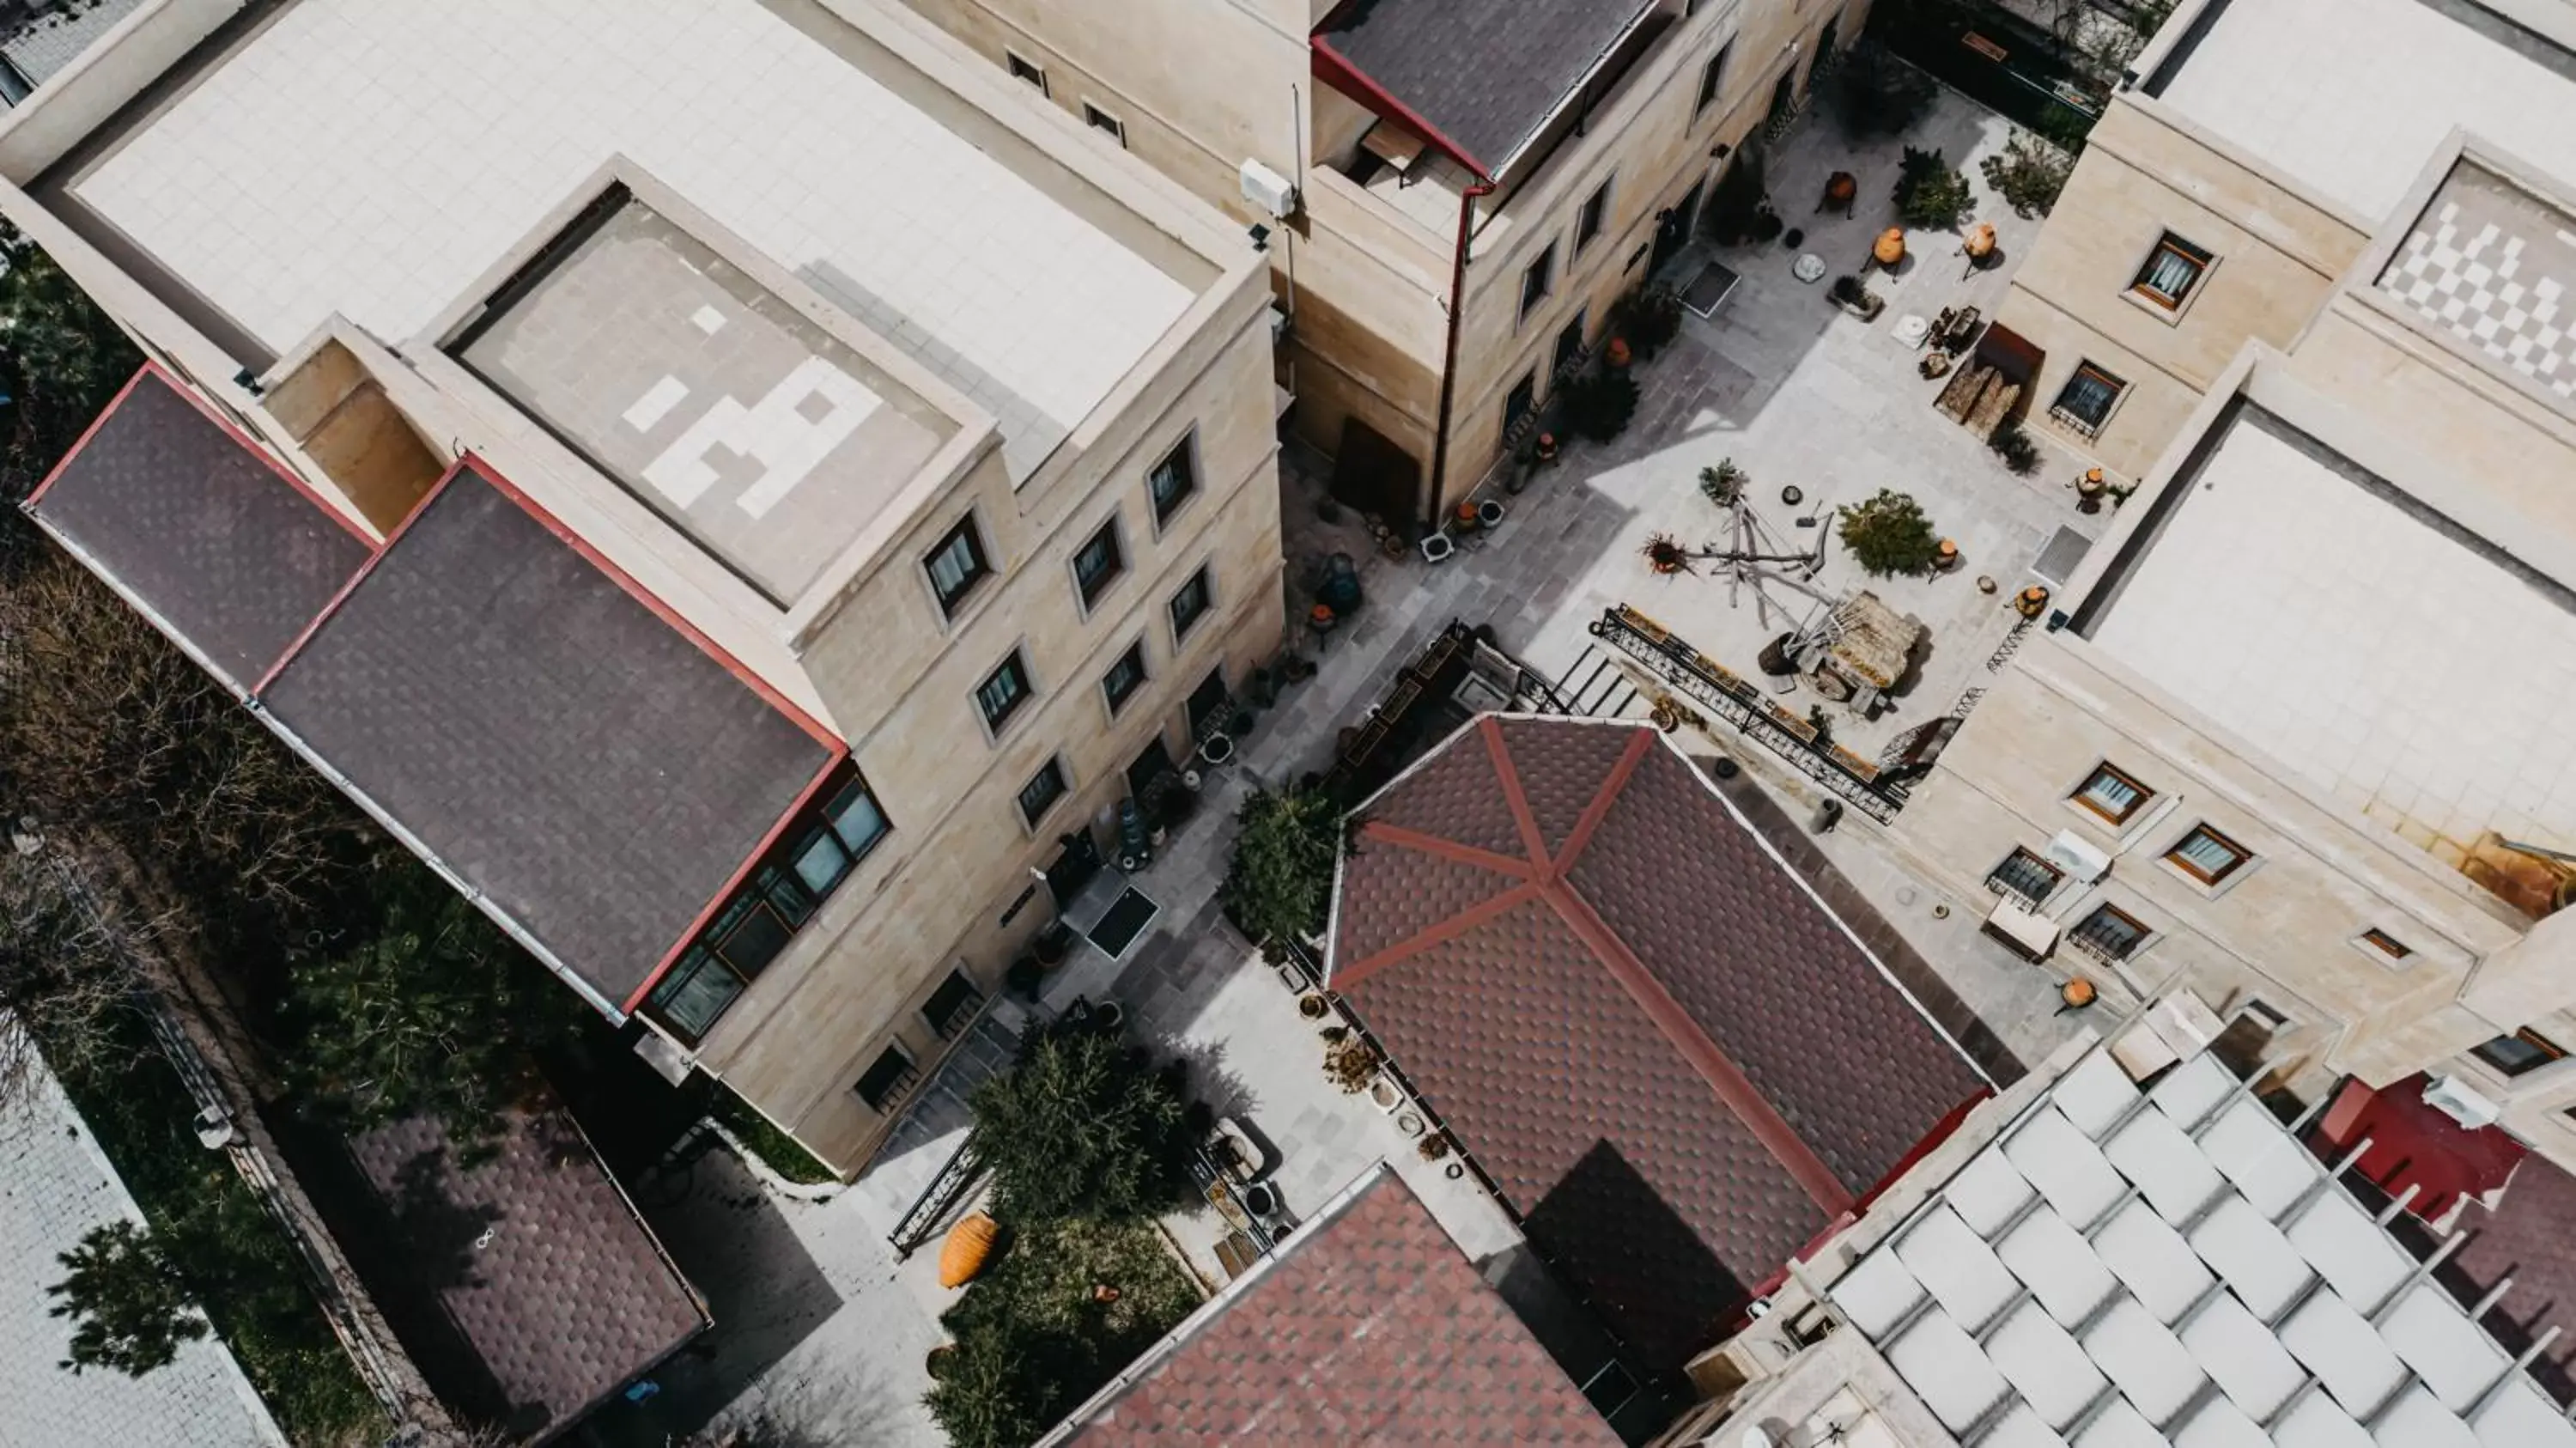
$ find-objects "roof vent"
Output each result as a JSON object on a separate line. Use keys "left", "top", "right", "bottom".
{"left": 2044, "top": 829, "right": 2112, "bottom": 884}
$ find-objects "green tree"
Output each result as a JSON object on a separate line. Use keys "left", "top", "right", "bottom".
{"left": 1894, "top": 147, "right": 1974, "bottom": 229}
{"left": 0, "top": 222, "right": 141, "bottom": 566}
{"left": 282, "top": 879, "right": 579, "bottom": 1152}
{"left": 1980, "top": 131, "right": 2074, "bottom": 218}
{"left": 47, "top": 1220, "right": 208, "bottom": 1376}
{"left": 1218, "top": 787, "right": 1341, "bottom": 947}
{"left": 923, "top": 1330, "right": 1048, "bottom": 1448}
{"left": 968, "top": 1025, "right": 1192, "bottom": 1224}
{"left": 1838, "top": 489, "right": 1946, "bottom": 577}
{"left": 1832, "top": 41, "right": 1935, "bottom": 137}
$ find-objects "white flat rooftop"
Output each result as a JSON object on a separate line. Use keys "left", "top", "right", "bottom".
{"left": 2083, "top": 406, "right": 2576, "bottom": 861}
{"left": 1825, "top": 1025, "right": 2576, "bottom": 1446}
{"left": 64, "top": 0, "right": 1196, "bottom": 480}
{"left": 2150, "top": 0, "right": 2576, "bottom": 223}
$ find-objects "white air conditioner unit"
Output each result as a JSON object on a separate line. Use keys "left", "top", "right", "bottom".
{"left": 1240, "top": 158, "right": 1299, "bottom": 220}
{"left": 1983, "top": 893, "right": 2060, "bottom": 963}
{"left": 2421, "top": 1074, "right": 2504, "bottom": 1129}
{"left": 2044, "top": 828, "right": 2113, "bottom": 884}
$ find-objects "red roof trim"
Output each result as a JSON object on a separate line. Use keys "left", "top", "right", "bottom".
{"left": 21, "top": 363, "right": 149, "bottom": 513}
{"left": 253, "top": 455, "right": 464, "bottom": 697}
{"left": 1360, "top": 819, "right": 1538, "bottom": 881}
{"left": 1334, "top": 878, "right": 1546, "bottom": 992}
{"left": 1545, "top": 873, "right": 1856, "bottom": 1217}
{"left": 1311, "top": 34, "right": 1494, "bottom": 179}
{"left": 1484, "top": 716, "right": 1552, "bottom": 867}
{"left": 1549, "top": 726, "right": 1655, "bottom": 873}
{"left": 628, "top": 754, "right": 844, "bottom": 1015}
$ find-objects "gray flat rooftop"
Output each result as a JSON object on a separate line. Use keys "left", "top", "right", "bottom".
{"left": 452, "top": 192, "right": 957, "bottom": 605}
{"left": 2149, "top": 0, "right": 2576, "bottom": 222}
{"left": 58, "top": 0, "right": 1198, "bottom": 481}
{"left": 2079, "top": 404, "right": 2576, "bottom": 865}
{"left": 2374, "top": 158, "right": 2576, "bottom": 411}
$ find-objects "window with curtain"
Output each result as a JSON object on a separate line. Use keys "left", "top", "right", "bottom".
{"left": 976, "top": 651, "right": 1034, "bottom": 731}
{"left": 1073, "top": 518, "right": 1124, "bottom": 608}
{"left": 1169, "top": 567, "right": 1213, "bottom": 640}
{"left": 2051, "top": 362, "right": 2127, "bottom": 435}
{"left": 2166, "top": 824, "right": 2250, "bottom": 884}
{"left": 2070, "top": 763, "right": 2151, "bottom": 824}
{"left": 1018, "top": 757, "right": 1069, "bottom": 826}
{"left": 2131, "top": 234, "right": 2211, "bottom": 309}
{"left": 1102, "top": 641, "right": 1148, "bottom": 714}
{"left": 1149, "top": 435, "right": 1198, "bottom": 525}
{"left": 2474, "top": 1028, "right": 2567, "bottom": 1078}
{"left": 923, "top": 514, "right": 990, "bottom": 616}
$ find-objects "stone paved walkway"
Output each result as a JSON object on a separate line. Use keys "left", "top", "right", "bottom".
{"left": 629, "top": 89, "right": 2099, "bottom": 1448}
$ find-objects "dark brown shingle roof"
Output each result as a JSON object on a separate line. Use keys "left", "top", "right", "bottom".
{"left": 343, "top": 1103, "right": 707, "bottom": 1441}
{"left": 1331, "top": 717, "right": 1987, "bottom": 1368}
{"left": 1054, "top": 1168, "right": 1616, "bottom": 1445}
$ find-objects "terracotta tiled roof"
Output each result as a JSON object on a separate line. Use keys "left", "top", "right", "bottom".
{"left": 1056, "top": 1169, "right": 1617, "bottom": 1445}
{"left": 1331, "top": 716, "right": 1988, "bottom": 1368}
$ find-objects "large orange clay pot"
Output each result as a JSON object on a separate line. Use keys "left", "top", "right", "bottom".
{"left": 1965, "top": 222, "right": 1997, "bottom": 259}
{"left": 1873, "top": 228, "right": 1906, "bottom": 266}
{"left": 939, "top": 1212, "right": 999, "bottom": 1288}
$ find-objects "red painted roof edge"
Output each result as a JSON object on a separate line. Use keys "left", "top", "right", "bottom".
{"left": 1310, "top": 34, "right": 1494, "bottom": 179}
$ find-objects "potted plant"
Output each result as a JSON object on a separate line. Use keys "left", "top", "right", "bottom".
{"left": 1419, "top": 1131, "right": 1452, "bottom": 1161}
{"left": 1228, "top": 707, "right": 1255, "bottom": 736}
{"left": 1828, "top": 274, "right": 1885, "bottom": 321}
{"left": 1837, "top": 489, "right": 1946, "bottom": 577}
{"left": 1893, "top": 146, "right": 1973, "bottom": 229}
{"left": 1005, "top": 955, "right": 1045, "bottom": 1001}
{"left": 1641, "top": 532, "right": 1698, "bottom": 575}
{"left": 1699, "top": 459, "right": 1747, "bottom": 506}
{"left": 1990, "top": 423, "right": 2040, "bottom": 475}
{"left": 1200, "top": 732, "right": 1236, "bottom": 766}
{"left": 1298, "top": 993, "right": 1329, "bottom": 1020}
{"left": 1325, "top": 1037, "right": 1380, "bottom": 1094}
{"left": 1605, "top": 336, "right": 1632, "bottom": 368}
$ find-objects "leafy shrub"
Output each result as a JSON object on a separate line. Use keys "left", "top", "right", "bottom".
{"left": 1699, "top": 459, "right": 1747, "bottom": 505}
{"left": 1325, "top": 1037, "right": 1381, "bottom": 1093}
{"left": 969, "top": 1023, "right": 1194, "bottom": 1224}
{"left": 1838, "top": 489, "right": 1946, "bottom": 577}
{"left": 927, "top": 1217, "right": 1200, "bottom": 1448}
{"left": 1833, "top": 42, "right": 1935, "bottom": 137}
{"left": 1990, "top": 423, "right": 2042, "bottom": 474}
{"left": 1894, "top": 147, "right": 1974, "bottom": 229}
{"left": 1611, "top": 284, "right": 1684, "bottom": 359}
{"left": 1704, "top": 151, "right": 1772, "bottom": 245}
{"left": 1219, "top": 787, "right": 1340, "bottom": 948}
{"left": 1830, "top": 275, "right": 1864, "bottom": 305}
{"left": 1980, "top": 132, "right": 2072, "bottom": 218}
{"left": 1560, "top": 368, "right": 1641, "bottom": 442}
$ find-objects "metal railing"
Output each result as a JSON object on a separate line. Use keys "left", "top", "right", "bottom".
{"left": 889, "top": 1135, "right": 986, "bottom": 1260}
{"left": 1590, "top": 605, "right": 1910, "bottom": 824}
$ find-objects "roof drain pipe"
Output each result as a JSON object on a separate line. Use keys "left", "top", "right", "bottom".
{"left": 1425, "top": 177, "right": 1496, "bottom": 535}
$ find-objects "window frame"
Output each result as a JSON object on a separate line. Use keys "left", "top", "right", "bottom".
{"left": 1168, "top": 564, "right": 1215, "bottom": 645}
{"left": 1005, "top": 50, "right": 1048, "bottom": 96}
{"left": 1576, "top": 177, "right": 1613, "bottom": 253}
{"left": 2069, "top": 762, "right": 2153, "bottom": 826}
{"left": 1146, "top": 431, "right": 1200, "bottom": 531}
{"left": 1082, "top": 100, "right": 1127, "bottom": 147}
{"left": 975, "top": 648, "right": 1036, "bottom": 736}
{"left": 1520, "top": 241, "right": 1558, "bottom": 324}
{"left": 855, "top": 1043, "right": 920, "bottom": 1113}
{"left": 2130, "top": 233, "right": 2213, "bottom": 313}
{"left": 923, "top": 970, "right": 984, "bottom": 1040}
{"left": 2473, "top": 1027, "right": 2568, "bottom": 1079}
{"left": 2358, "top": 928, "right": 2414, "bottom": 963}
{"left": 2068, "top": 902, "right": 2150, "bottom": 963}
{"left": 2050, "top": 361, "right": 2129, "bottom": 438}
{"left": 1696, "top": 44, "right": 1732, "bottom": 116}
{"left": 1504, "top": 370, "right": 1539, "bottom": 435}
{"left": 2164, "top": 823, "right": 2251, "bottom": 885}
{"left": 1986, "top": 847, "right": 2064, "bottom": 906}
{"left": 923, "top": 513, "right": 993, "bottom": 619}
{"left": 1552, "top": 309, "right": 1589, "bottom": 382}
{"left": 1018, "top": 755, "right": 1072, "bottom": 829}
{"left": 1072, "top": 514, "right": 1127, "bottom": 611}
{"left": 1101, "top": 638, "right": 1151, "bottom": 716}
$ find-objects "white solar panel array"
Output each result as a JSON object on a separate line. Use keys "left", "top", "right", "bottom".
{"left": 1826, "top": 1044, "right": 2576, "bottom": 1448}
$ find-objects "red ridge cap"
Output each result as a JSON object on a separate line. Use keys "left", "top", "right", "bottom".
{"left": 1549, "top": 725, "right": 1656, "bottom": 875}
{"left": 1361, "top": 818, "right": 1539, "bottom": 881}
{"left": 1334, "top": 879, "right": 1546, "bottom": 994}
{"left": 1483, "top": 716, "right": 1553, "bottom": 870}
{"left": 1310, "top": 34, "right": 1493, "bottom": 179}
{"left": 253, "top": 455, "right": 465, "bottom": 696}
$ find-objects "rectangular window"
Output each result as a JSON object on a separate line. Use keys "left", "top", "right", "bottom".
{"left": 1504, "top": 371, "right": 1538, "bottom": 435}
{"left": 648, "top": 770, "right": 890, "bottom": 1042}
{"left": 976, "top": 650, "right": 1034, "bottom": 733}
{"left": 1521, "top": 242, "right": 1557, "bottom": 321}
{"left": 1696, "top": 45, "right": 1732, "bottom": 114}
{"left": 2166, "top": 824, "right": 2251, "bottom": 885}
{"left": 924, "top": 514, "right": 991, "bottom": 618}
{"left": 1018, "top": 757, "right": 1070, "bottom": 827}
{"left": 2051, "top": 362, "right": 2128, "bottom": 437}
{"left": 2132, "top": 234, "right": 2212, "bottom": 311}
{"left": 2474, "top": 1027, "right": 2568, "bottom": 1078}
{"left": 2069, "top": 903, "right": 2149, "bottom": 963}
{"left": 1084, "top": 102, "right": 1127, "bottom": 146}
{"left": 1576, "top": 178, "right": 1613, "bottom": 252}
{"left": 1148, "top": 435, "right": 1199, "bottom": 526}
{"left": 1005, "top": 51, "right": 1048, "bottom": 95}
{"left": 1102, "top": 640, "right": 1149, "bottom": 715}
{"left": 924, "top": 970, "right": 983, "bottom": 1040}
{"left": 1553, "top": 311, "right": 1588, "bottom": 380}
{"left": 2360, "top": 928, "right": 2413, "bottom": 962}
{"left": 1169, "top": 566, "right": 1213, "bottom": 642}
{"left": 856, "top": 1044, "right": 919, "bottom": 1112}
{"left": 1073, "top": 518, "right": 1125, "bottom": 609}
{"left": 1986, "top": 847, "right": 2063, "bottom": 905}
{"left": 2071, "top": 764, "right": 2152, "bottom": 825}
